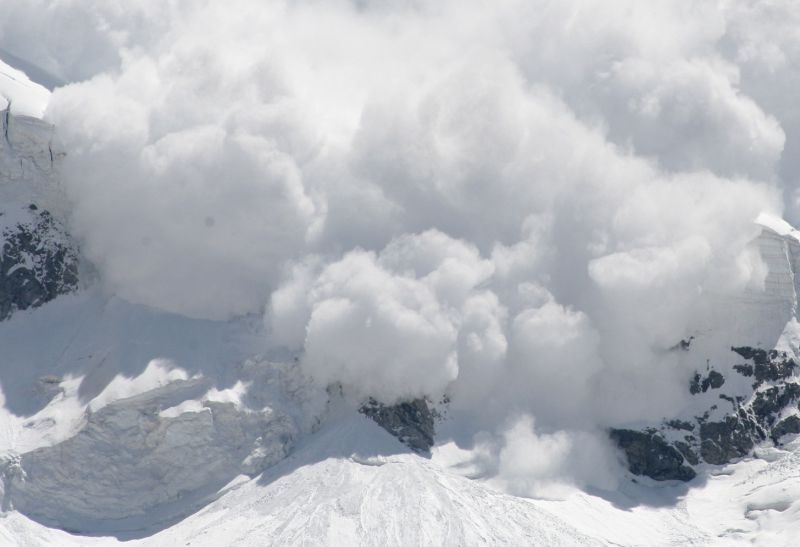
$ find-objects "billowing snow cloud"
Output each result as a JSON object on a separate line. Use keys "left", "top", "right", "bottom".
{"left": 269, "top": 230, "right": 494, "bottom": 403}
{"left": 4, "top": 0, "right": 800, "bottom": 490}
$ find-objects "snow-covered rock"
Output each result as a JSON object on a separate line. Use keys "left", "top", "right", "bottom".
{"left": 612, "top": 217, "right": 800, "bottom": 481}
{"left": 1, "top": 203, "right": 79, "bottom": 321}
{"left": 359, "top": 397, "right": 436, "bottom": 453}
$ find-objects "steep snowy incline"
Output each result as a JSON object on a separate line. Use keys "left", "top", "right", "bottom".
{"left": 682, "top": 213, "right": 800, "bottom": 358}
{"left": 753, "top": 213, "right": 800, "bottom": 324}
{"left": 0, "top": 58, "right": 49, "bottom": 118}
{"left": 3, "top": 409, "right": 800, "bottom": 546}
{"left": 0, "top": 414, "right": 601, "bottom": 546}
{"left": 602, "top": 215, "right": 800, "bottom": 483}
{"left": 0, "top": 109, "right": 67, "bottom": 221}
{"left": 0, "top": 287, "right": 593, "bottom": 544}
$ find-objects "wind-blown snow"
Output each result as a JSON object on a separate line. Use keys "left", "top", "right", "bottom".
{"left": 3, "top": 2, "right": 786, "bottom": 433}
{"left": 3, "top": 0, "right": 800, "bottom": 543}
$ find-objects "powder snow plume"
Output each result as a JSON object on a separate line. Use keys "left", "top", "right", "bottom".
{"left": 3, "top": 0, "right": 800, "bottom": 492}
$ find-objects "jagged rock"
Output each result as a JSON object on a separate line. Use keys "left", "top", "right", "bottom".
{"left": 1, "top": 205, "right": 78, "bottom": 320}
{"left": 699, "top": 416, "right": 757, "bottom": 465}
{"left": 689, "top": 373, "right": 702, "bottom": 395}
{"left": 360, "top": 398, "right": 435, "bottom": 453}
{"left": 671, "top": 337, "right": 694, "bottom": 351}
{"left": 673, "top": 441, "right": 700, "bottom": 466}
{"left": 666, "top": 419, "right": 695, "bottom": 432}
{"left": 704, "top": 371, "right": 725, "bottom": 391}
{"left": 751, "top": 384, "right": 800, "bottom": 426}
{"left": 731, "top": 346, "right": 796, "bottom": 387}
{"left": 689, "top": 370, "right": 725, "bottom": 394}
{"left": 609, "top": 429, "right": 696, "bottom": 481}
{"left": 771, "top": 415, "right": 800, "bottom": 443}
{"left": 613, "top": 343, "right": 800, "bottom": 478}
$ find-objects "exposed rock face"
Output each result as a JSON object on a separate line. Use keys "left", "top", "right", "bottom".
{"left": 1, "top": 204, "right": 78, "bottom": 320}
{"left": 1, "top": 108, "right": 76, "bottom": 320}
{"left": 689, "top": 370, "right": 725, "bottom": 395}
{"left": 772, "top": 415, "right": 800, "bottom": 443}
{"left": 612, "top": 346, "right": 800, "bottom": 481}
{"left": 609, "top": 429, "right": 696, "bottom": 481}
{"left": 731, "top": 346, "right": 797, "bottom": 386}
{"left": 0, "top": 379, "right": 296, "bottom": 533}
{"left": 699, "top": 415, "right": 759, "bottom": 465}
{"left": 359, "top": 398, "right": 435, "bottom": 453}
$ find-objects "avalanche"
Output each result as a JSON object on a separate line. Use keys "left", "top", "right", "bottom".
{"left": 4, "top": 3, "right": 800, "bottom": 545}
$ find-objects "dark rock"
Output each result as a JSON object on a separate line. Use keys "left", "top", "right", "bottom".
{"left": 671, "top": 337, "right": 694, "bottom": 351}
{"left": 609, "top": 429, "right": 696, "bottom": 481}
{"left": 673, "top": 441, "right": 700, "bottom": 466}
{"left": 731, "top": 346, "right": 770, "bottom": 364}
{"left": 771, "top": 415, "right": 800, "bottom": 443}
{"left": 699, "top": 417, "right": 755, "bottom": 465}
{"left": 751, "top": 384, "right": 800, "bottom": 427}
{"left": 690, "top": 370, "right": 726, "bottom": 394}
{"left": 0, "top": 207, "right": 78, "bottom": 321}
{"left": 666, "top": 419, "right": 694, "bottom": 432}
{"left": 703, "top": 371, "right": 725, "bottom": 391}
{"left": 689, "top": 372, "right": 702, "bottom": 395}
{"left": 615, "top": 347, "right": 800, "bottom": 476}
{"left": 360, "top": 398, "right": 435, "bottom": 453}
{"left": 732, "top": 346, "right": 796, "bottom": 386}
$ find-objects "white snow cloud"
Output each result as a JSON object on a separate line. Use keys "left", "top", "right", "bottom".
{"left": 269, "top": 231, "right": 493, "bottom": 403}
{"left": 494, "top": 415, "right": 620, "bottom": 498}
{"left": 4, "top": 0, "right": 800, "bottom": 493}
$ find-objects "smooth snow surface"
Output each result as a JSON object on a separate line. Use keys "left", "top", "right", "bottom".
{"left": 0, "top": 58, "right": 49, "bottom": 118}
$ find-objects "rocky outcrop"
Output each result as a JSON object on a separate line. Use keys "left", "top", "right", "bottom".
{"left": 360, "top": 398, "right": 435, "bottom": 453}
{"left": 731, "top": 346, "right": 797, "bottom": 387}
{"left": 772, "top": 415, "right": 800, "bottom": 443}
{"left": 609, "top": 429, "right": 696, "bottom": 481}
{"left": 612, "top": 346, "right": 800, "bottom": 481}
{"left": 698, "top": 415, "right": 759, "bottom": 465}
{"left": 1, "top": 204, "right": 78, "bottom": 320}
{"left": 689, "top": 370, "right": 725, "bottom": 395}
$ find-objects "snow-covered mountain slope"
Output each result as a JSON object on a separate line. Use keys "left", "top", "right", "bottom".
{"left": 603, "top": 216, "right": 800, "bottom": 484}
{"left": 1, "top": 107, "right": 67, "bottom": 225}
{"left": 0, "top": 286, "right": 593, "bottom": 544}
{"left": 3, "top": 55, "right": 800, "bottom": 546}
{"left": 0, "top": 58, "right": 49, "bottom": 118}
{"left": 3, "top": 403, "right": 800, "bottom": 546}
{"left": 0, "top": 415, "right": 599, "bottom": 546}
{"left": 526, "top": 436, "right": 800, "bottom": 546}
{"left": 2, "top": 229, "right": 800, "bottom": 545}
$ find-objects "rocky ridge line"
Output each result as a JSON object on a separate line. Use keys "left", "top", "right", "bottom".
{"left": 612, "top": 346, "right": 800, "bottom": 481}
